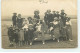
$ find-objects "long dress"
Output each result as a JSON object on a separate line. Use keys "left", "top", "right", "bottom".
{"left": 24, "top": 30, "right": 28, "bottom": 42}
{"left": 53, "top": 21, "right": 60, "bottom": 39}
{"left": 18, "top": 29, "right": 24, "bottom": 41}
{"left": 66, "top": 21, "right": 72, "bottom": 40}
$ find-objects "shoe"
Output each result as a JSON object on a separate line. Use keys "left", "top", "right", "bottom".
{"left": 57, "top": 39, "right": 59, "bottom": 42}
{"left": 30, "top": 42, "right": 32, "bottom": 45}
{"left": 42, "top": 42, "right": 45, "bottom": 45}
{"left": 53, "top": 38, "right": 55, "bottom": 40}
{"left": 69, "top": 39, "right": 73, "bottom": 41}
{"left": 34, "top": 38, "right": 38, "bottom": 40}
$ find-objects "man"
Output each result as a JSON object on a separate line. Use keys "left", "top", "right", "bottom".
{"left": 52, "top": 11, "right": 56, "bottom": 21}
{"left": 12, "top": 13, "right": 17, "bottom": 27}
{"left": 60, "top": 9, "right": 66, "bottom": 26}
{"left": 56, "top": 11, "right": 60, "bottom": 19}
{"left": 45, "top": 9, "right": 53, "bottom": 28}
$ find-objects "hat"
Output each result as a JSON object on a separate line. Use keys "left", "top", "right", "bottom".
{"left": 61, "top": 9, "right": 64, "bottom": 11}
{"left": 34, "top": 10, "right": 40, "bottom": 14}
{"left": 47, "top": 9, "right": 51, "bottom": 12}
{"left": 53, "top": 11, "right": 55, "bottom": 12}
{"left": 56, "top": 11, "right": 59, "bottom": 13}
{"left": 13, "top": 13, "right": 17, "bottom": 14}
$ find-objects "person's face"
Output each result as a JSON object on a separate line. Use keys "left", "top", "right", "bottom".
{"left": 56, "top": 12, "right": 59, "bottom": 14}
{"left": 18, "top": 15, "right": 21, "bottom": 18}
{"left": 53, "top": 12, "right": 56, "bottom": 14}
{"left": 61, "top": 10, "right": 64, "bottom": 13}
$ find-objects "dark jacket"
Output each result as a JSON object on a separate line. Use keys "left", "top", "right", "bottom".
{"left": 12, "top": 16, "right": 17, "bottom": 22}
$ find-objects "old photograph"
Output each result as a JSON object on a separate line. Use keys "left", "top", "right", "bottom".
{"left": 1, "top": 0, "right": 77, "bottom": 49}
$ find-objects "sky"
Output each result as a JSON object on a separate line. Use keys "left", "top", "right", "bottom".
{"left": 1, "top": 0, "right": 77, "bottom": 19}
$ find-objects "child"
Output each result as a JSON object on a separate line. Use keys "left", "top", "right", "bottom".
{"left": 28, "top": 24, "right": 35, "bottom": 45}
{"left": 8, "top": 25, "right": 14, "bottom": 47}
{"left": 13, "top": 27, "right": 19, "bottom": 47}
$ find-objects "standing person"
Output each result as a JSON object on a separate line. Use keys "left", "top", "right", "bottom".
{"left": 44, "top": 12, "right": 48, "bottom": 24}
{"left": 12, "top": 13, "right": 17, "bottom": 27}
{"left": 59, "top": 16, "right": 64, "bottom": 37}
{"left": 28, "top": 24, "right": 35, "bottom": 45}
{"left": 46, "top": 9, "right": 53, "bottom": 28}
{"left": 17, "top": 14, "right": 23, "bottom": 29}
{"left": 28, "top": 17, "right": 33, "bottom": 24}
{"left": 53, "top": 17, "right": 60, "bottom": 42}
{"left": 41, "top": 20, "right": 48, "bottom": 44}
{"left": 34, "top": 10, "right": 40, "bottom": 20}
{"left": 8, "top": 25, "right": 14, "bottom": 47}
{"left": 24, "top": 28, "right": 29, "bottom": 45}
{"left": 60, "top": 9, "right": 66, "bottom": 26}
{"left": 52, "top": 11, "right": 56, "bottom": 21}
{"left": 18, "top": 29, "right": 24, "bottom": 46}
{"left": 66, "top": 18, "right": 73, "bottom": 41}
{"left": 34, "top": 10, "right": 40, "bottom": 23}
{"left": 13, "top": 27, "right": 19, "bottom": 47}
{"left": 56, "top": 11, "right": 60, "bottom": 19}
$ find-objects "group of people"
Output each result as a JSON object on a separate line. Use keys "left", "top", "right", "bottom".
{"left": 8, "top": 9, "right": 73, "bottom": 47}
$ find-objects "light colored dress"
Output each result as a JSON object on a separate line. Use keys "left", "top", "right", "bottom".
{"left": 18, "top": 29, "right": 24, "bottom": 41}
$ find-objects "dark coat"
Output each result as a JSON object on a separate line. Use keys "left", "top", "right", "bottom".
{"left": 17, "top": 18, "right": 23, "bottom": 28}
{"left": 8, "top": 27, "right": 14, "bottom": 41}
{"left": 56, "top": 14, "right": 60, "bottom": 19}
{"left": 14, "top": 29, "right": 19, "bottom": 43}
{"left": 52, "top": 14, "right": 57, "bottom": 20}
{"left": 28, "top": 28, "right": 35, "bottom": 41}
{"left": 46, "top": 14, "right": 53, "bottom": 22}
{"left": 12, "top": 16, "right": 17, "bottom": 26}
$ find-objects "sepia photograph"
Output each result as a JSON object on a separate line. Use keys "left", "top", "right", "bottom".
{"left": 1, "top": 0, "right": 77, "bottom": 49}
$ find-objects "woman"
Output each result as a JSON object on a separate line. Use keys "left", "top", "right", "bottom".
{"left": 18, "top": 29, "right": 24, "bottom": 46}
{"left": 28, "top": 17, "right": 33, "bottom": 24}
{"left": 34, "top": 10, "right": 40, "bottom": 24}
{"left": 17, "top": 14, "right": 23, "bottom": 29}
{"left": 24, "top": 28, "right": 28, "bottom": 45}
{"left": 66, "top": 17, "right": 73, "bottom": 41}
{"left": 34, "top": 10, "right": 40, "bottom": 19}
{"left": 41, "top": 20, "right": 48, "bottom": 44}
{"left": 53, "top": 17, "right": 60, "bottom": 42}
